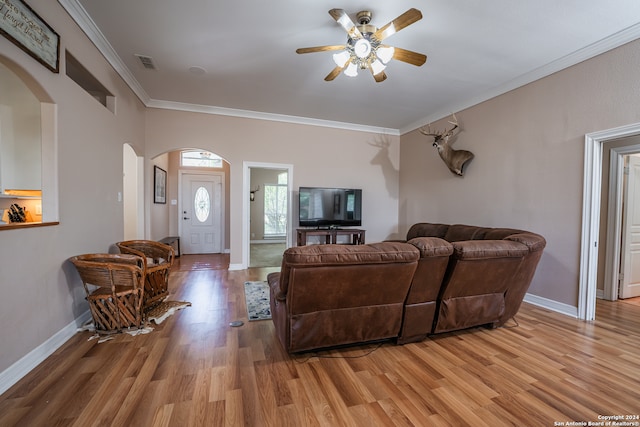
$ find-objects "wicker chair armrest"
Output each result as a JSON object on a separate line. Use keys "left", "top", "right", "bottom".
{"left": 117, "top": 240, "right": 176, "bottom": 267}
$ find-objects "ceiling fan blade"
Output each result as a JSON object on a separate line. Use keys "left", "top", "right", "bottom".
{"left": 371, "top": 69, "right": 387, "bottom": 83}
{"left": 324, "top": 65, "right": 345, "bottom": 81}
{"left": 296, "top": 45, "right": 346, "bottom": 54}
{"left": 391, "top": 47, "right": 427, "bottom": 67}
{"left": 328, "top": 9, "right": 363, "bottom": 39}
{"left": 374, "top": 8, "right": 422, "bottom": 41}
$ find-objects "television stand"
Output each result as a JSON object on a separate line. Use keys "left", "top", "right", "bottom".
{"left": 296, "top": 228, "right": 365, "bottom": 246}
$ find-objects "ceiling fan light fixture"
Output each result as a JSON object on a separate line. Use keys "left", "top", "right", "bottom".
{"left": 344, "top": 62, "right": 358, "bottom": 77}
{"left": 370, "top": 59, "right": 386, "bottom": 75}
{"left": 376, "top": 46, "right": 395, "bottom": 64}
{"left": 332, "top": 50, "right": 351, "bottom": 67}
{"left": 354, "top": 38, "right": 372, "bottom": 58}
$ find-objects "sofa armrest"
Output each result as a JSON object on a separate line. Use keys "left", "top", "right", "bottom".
{"left": 505, "top": 233, "right": 546, "bottom": 252}
{"left": 451, "top": 240, "right": 529, "bottom": 260}
{"left": 267, "top": 272, "right": 287, "bottom": 301}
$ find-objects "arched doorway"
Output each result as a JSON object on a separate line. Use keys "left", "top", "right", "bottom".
{"left": 123, "top": 143, "right": 143, "bottom": 239}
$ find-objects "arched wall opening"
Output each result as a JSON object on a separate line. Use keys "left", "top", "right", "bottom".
{"left": 123, "top": 143, "right": 144, "bottom": 240}
{"left": 0, "top": 55, "right": 58, "bottom": 227}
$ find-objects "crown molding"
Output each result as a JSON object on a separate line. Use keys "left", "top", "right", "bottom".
{"left": 400, "top": 22, "right": 640, "bottom": 135}
{"left": 58, "top": 0, "right": 398, "bottom": 135}
{"left": 146, "top": 99, "right": 399, "bottom": 135}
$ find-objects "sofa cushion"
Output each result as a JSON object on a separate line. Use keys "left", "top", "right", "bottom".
{"left": 282, "top": 241, "right": 419, "bottom": 266}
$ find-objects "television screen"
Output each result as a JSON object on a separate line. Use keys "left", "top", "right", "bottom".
{"left": 299, "top": 187, "right": 362, "bottom": 228}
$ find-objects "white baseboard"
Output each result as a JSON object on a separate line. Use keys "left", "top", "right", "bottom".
{"left": 523, "top": 293, "right": 578, "bottom": 318}
{"left": 0, "top": 310, "right": 92, "bottom": 396}
{"left": 228, "top": 263, "right": 244, "bottom": 271}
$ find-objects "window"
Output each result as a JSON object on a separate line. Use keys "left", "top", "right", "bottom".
{"left": 194, "top": 186, "right": 210, "bottom": 222}
{"left": 264, "top": 173, "right": 287, "bottom": 237}
{"left": 181, "top": 150, "right": 223, "bottom": 168}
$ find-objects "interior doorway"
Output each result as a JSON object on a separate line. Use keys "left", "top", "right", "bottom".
{"left": 581, "top": 123, "right": 640, "bottom": 320}
{"left": 243, "top": 162, "right": 293, "bottom": 269}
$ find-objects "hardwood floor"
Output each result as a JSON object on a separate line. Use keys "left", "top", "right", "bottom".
{"left": 1, "top": 254, "right": 639, "bottom": 426}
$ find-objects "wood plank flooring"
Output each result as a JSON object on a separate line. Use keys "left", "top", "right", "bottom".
{"left": 1, "top": 254, "right": 639, "bottom": 426}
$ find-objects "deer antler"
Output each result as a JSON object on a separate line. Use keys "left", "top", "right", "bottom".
{"left": 419, "top": 113, "right": 458, "bottom": 138}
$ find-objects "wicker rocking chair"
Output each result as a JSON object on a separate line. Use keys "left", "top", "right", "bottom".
{"left": 70, "top": 254, "right": 145, "bottom": 334}
{"left": 116, "top": 240, "right": 175, "bottom": 311}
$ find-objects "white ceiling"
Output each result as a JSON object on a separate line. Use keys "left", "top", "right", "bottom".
{"left": 61, "top": 0, "right": 640, "bottom": 134}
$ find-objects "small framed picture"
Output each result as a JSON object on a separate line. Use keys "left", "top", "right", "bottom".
{"left": 154, "top": 166, "right": 167, "bottom": 204}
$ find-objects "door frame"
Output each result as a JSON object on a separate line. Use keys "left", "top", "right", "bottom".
{"left": 178, "top": 170, "right": 226, "bottom": 254}
{"left": 242, "top": 161, "right": 294, "bottom": 269}
{"left": 580, "top": 122, "right": 640, "bottom": 320}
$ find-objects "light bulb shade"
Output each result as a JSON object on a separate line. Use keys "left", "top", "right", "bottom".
{"left": 376, "top": 46, "right": 395, "bottom": 64}
{"left": 370, "top": 59, "right": 386, "bottom": 76}
{"left": 354, "top": 39, "right": 372, "bottom": 59}
{"left": 332, "top": 51, "right": 351, "bottom": 67}
{"left": 344, "top": 62, "right": 358, "bottom": 77}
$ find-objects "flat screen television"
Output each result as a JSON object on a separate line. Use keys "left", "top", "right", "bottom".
{"left": 298, "top": 187, "right": 362, "bottom": 228}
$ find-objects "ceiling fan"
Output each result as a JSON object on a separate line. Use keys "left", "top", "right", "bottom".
{"left": 296, "top": 8, "right": 427, "bottom": 83}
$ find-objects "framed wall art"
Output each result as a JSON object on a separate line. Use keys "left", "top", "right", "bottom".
{"left": 154, "top": 166, "right": 167, "bottom": 204}
{"left": 0, "top": 0, "right": 60, "bottom": 73}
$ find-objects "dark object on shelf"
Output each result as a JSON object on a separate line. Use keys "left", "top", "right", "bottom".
{"left": 8, "top": 204, "right": 26, "bottom": 223}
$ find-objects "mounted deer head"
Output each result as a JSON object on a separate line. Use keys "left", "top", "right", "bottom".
{"left": 419, "top": 113, "right": 474, "bottom": 176}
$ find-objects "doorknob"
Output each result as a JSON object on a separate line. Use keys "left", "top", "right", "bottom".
{"left": 183, "top": 217, "right": 190, "bottom": 220}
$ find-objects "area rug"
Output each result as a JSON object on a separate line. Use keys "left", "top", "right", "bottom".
{"left": 244, "top": 281, "right": 271, "bottom": 321}
{"left": 147, "top": 300, "right": 192, "bottom": 324}
{"left": 80, "top": 300, "right": 191, "bottom": 342}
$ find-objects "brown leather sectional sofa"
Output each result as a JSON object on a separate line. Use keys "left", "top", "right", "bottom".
{"left": 397, "top": 223, "right": 546, "bottom": 344}
{"left": 267, "top": 223, "right": 545, "bottom": 353}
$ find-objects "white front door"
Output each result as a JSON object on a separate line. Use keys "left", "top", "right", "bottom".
{"left": 181, "top": 173, "right": 222, "bottom": 254}
{"left": 620, "top": 155, "right": 640, "bottom": 299}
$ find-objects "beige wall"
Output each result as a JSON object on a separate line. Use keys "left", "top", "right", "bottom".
{"left": 144, "top": 109, "right": 402, "bottom": 266}
{"left": 0, "top": 1, "right": 146, "bottom": 375}
{"left": 399, "top": 39, "right": 640, "bottom": 307}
